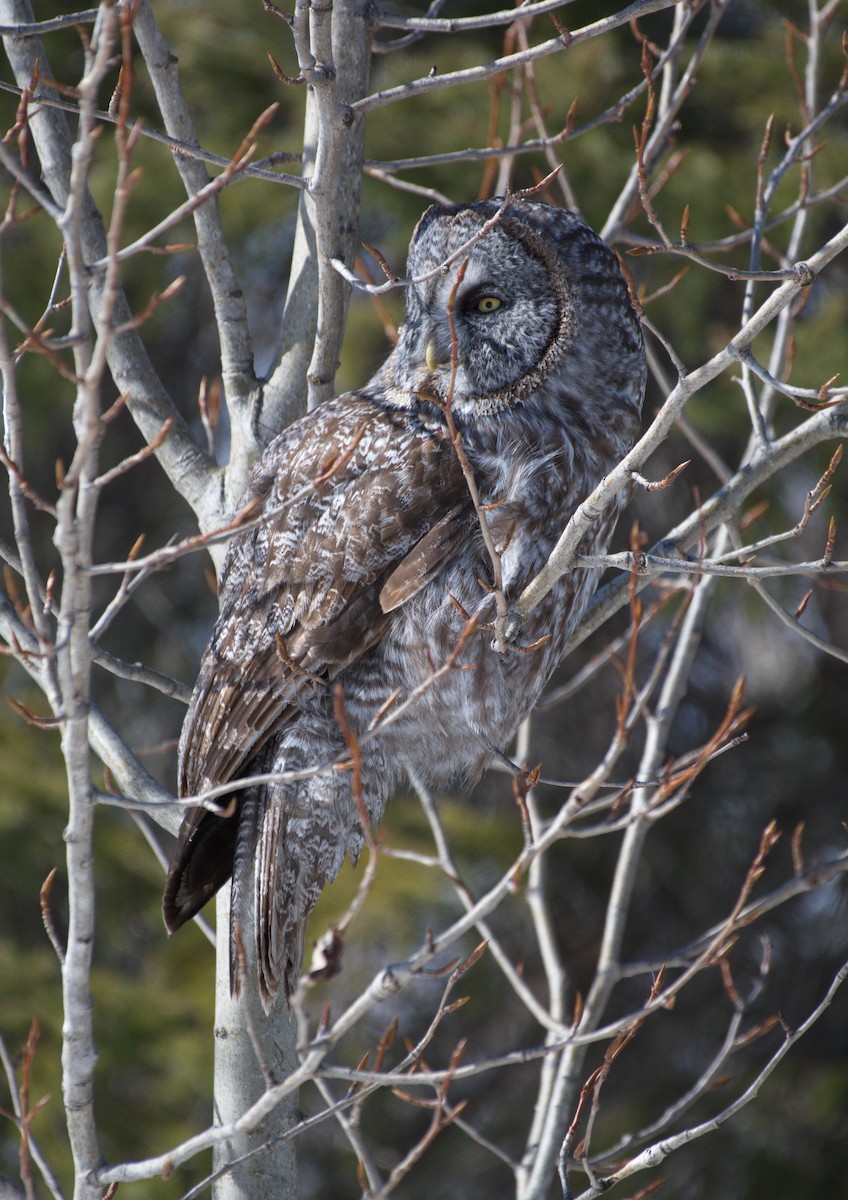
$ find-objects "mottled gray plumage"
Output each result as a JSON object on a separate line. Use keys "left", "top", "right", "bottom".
{"left": 163, "top": 199, "right": 646, "bottom": 1008}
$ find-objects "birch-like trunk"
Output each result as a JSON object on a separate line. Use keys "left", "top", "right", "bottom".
{"left": 212, "top": 890, "right": 298, "bottom": 1200}
{"left": 210, "top": 4, "right": 373, "bottom": 1196}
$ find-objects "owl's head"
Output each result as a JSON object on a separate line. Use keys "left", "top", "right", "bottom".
{"left": 380, "top": 199, "right": 645, "bottom": 424}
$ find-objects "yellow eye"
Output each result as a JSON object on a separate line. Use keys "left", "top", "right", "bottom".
{"left": 476, "top": 295, "right": 501, "bottom": 313}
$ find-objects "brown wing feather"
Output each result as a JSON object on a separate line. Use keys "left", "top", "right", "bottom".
{"left": 380, "top": 502, "right": 474, "bottom": 613}
{"left": 164, "top": 396, "right": 470, "bottom": 933}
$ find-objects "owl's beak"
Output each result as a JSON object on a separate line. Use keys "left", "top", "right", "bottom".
{"left": 425, "top": 339, "right": 438, "bottom": 373}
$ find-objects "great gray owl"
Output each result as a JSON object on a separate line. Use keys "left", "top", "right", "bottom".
{"left": 163, "top": 198, "right": 646, "bottom": 1008}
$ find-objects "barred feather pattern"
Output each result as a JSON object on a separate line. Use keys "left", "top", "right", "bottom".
{"left": 163, "top": 199, "right": 646, "bottom": 1008}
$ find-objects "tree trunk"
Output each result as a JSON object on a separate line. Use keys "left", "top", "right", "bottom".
{"left": 212, "top": 4, "right": 373, "bottom": 1196}
{"left": 213, "top": 889, "right": 298, "bottom": 1200}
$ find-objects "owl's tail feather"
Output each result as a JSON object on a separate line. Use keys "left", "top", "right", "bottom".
{"left": 230, "top": 765, "right": 350, "bottom": 1012}
{"left": 227, "top": 728, "right": 390, "bottom": 1011}
{"left": 163, "top": 801, "right": 238, "bottom": 935}
{"left": 228, "top": 787, "right": 261, "bottom": 997}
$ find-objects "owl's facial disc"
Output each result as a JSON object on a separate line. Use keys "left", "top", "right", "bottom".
{"left": 402, "top": 214, "right": 567, "bottom": 412}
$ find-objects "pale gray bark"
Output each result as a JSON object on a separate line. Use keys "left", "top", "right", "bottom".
{"left": 209, "top": 8, "right": 374, "bottom": 1197}
{"left": 131, "top": 0, "right": 259, "bottom": 486}
{"left": 262, "top": 0, "right": 374, "bottom": 424}
{"left": 213, "top": 889, "right": 299, "bottom": 1200}
{"left": 0, "top": 0, "right": 220, "bottom": 528}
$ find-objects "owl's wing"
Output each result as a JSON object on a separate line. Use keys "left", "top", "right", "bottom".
{"left": 164, "top": 397, "right": 472, "bottom": 932}
{"left": 378, "top": 502, "right": 471, "bottom": 613}
{"left": 180, "top": 398, "right": 473, "bottom": 796}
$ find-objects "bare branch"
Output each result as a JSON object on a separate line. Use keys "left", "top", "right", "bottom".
{"left": 353, "top": 1, "right": 682, "bottom": 115}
